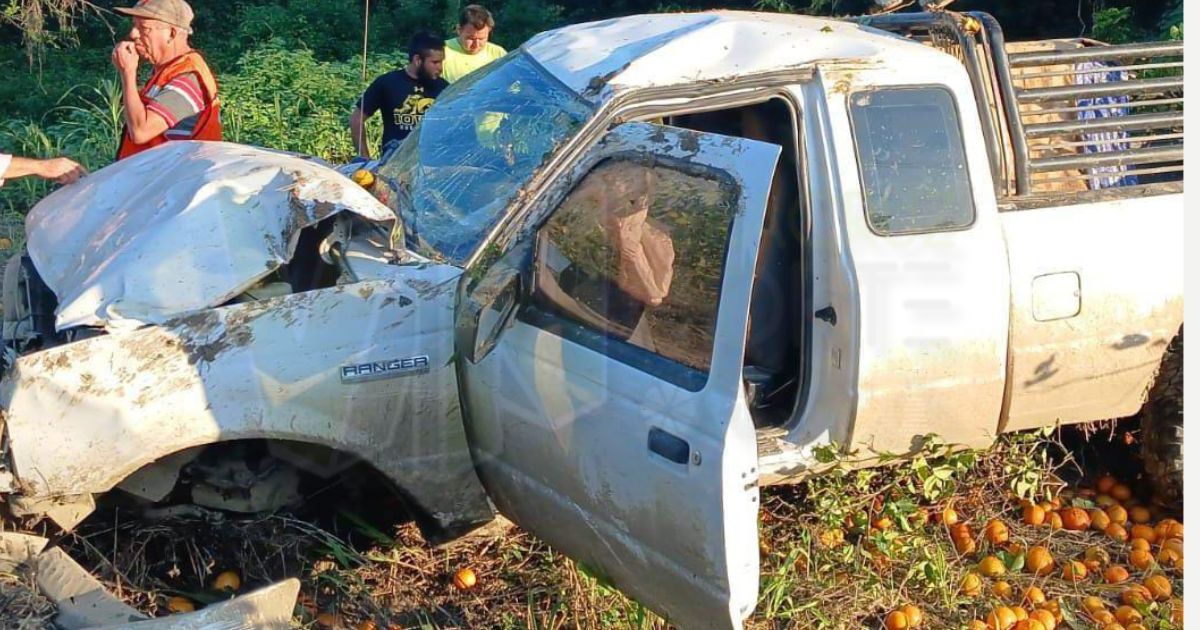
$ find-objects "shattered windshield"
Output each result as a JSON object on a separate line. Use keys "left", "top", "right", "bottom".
{"left": 379, "top": 52, "right": 593, "bottom": 264}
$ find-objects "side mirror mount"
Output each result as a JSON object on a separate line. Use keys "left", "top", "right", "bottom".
{"left": 457, "top": 265, "right": 522, "bottom": 364}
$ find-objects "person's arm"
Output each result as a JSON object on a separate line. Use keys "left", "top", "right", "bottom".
{"left": 113, "top": 41, "right": 170, "bottom": 144}
{"left": 350, "top": 107, "right": 371, "bottom": 159}
{"left": 1, "top": 156, "right": 87, "bottom": 185}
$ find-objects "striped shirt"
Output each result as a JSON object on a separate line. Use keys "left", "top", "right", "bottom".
{"left": 144, "top": 73, "right": 207, "bottom": 140}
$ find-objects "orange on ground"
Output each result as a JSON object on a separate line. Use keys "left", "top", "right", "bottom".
{"left": 992, "top": 581, "right": 1013, "bottom": 599}
{"left": 1026, "top": 546, "right": 1055, "bottom": 576}
{"left": 1096, "top": 474, "right": 1117, "bottom": 494}
{"left": 987, "top": 606, "right": 1017, "bottom": 630}
{"left": 1082, "top": 596, "right": 1107, "bottom": 615}
{"left": 212, "top": 570, "right": 241, "bottom": 592}
{"left": 1110, "top": 483, "right": 1132, "bottom": 502}
{"left": 1022, "top": 504, "right": 1046, "bottom": 526}
{"left": 1058, "top": 507, "right": 1090, "bottom": 531}
{"left": 1012, "top": 621, "right": 1045, "bottom": 630}
{"left": 1158, "top": 547, "right": 1182, "bottom": 569}
{"left": 884, "top": 610, "right": 909, "bottom": 630}
{"left": 1129, "top": 548, "right": 1153, "bottom": 569}
{"left": 1105, "top": 523, "right": 1129, "bottom": 543}
{"left": 961, "top": 572, "right": 983, "bottom": 596}
{"left": 1029, "top": 609, "right": 1056, "bottom": 630}
{"left": 1084, "top": 546, "right": 1110, "bottom": 565}
{"left": 1095, "top": 494, "right": 1118, "bottom": 508}
{"left": 956, "top": 536, "right": 977, "bottom": 555}
{"left": 1090, "top": 611, "right": 1116, "bottom": 626}
{"left": 1131, "top": 537, "right": 1152, "bottom": 552}
{"left": 1021, "top": 586, "right": 1046, "bottom": 606}
{"left": 1103, "top": 565, "right": 1129, "bottom": 583}
{"left": 1143, "top": 574, "right": 1172, "bottom": 600}
{"left": 1012, "top": 608, "right": 1028, "bottom": 621}
{"left": 452, "top": 567, "right": 478, "bottom": 590}
{"left": 1156, "top": 519, "right": 1184, "bottom": 540}
{"left": 1062, "top": 560, "right": 1087, "bottom": 582}
{"left": 1105, "top": 505, "right": 1128, "bottom": 525}
{"left": 1114, "top": 605, "right": 1143, "bottom": 625}
{"left": 1169, "top": 598, "right": 1183, "bottom": 625}
{"left": 1129, "top": 506, "right": 1151, "bottom": 524}
{"left": 873, "top": 516, "right": 894, "bottom": 531}
{"left": 900, "top": 604, "right": 923, "bottom": 628}
{"left": 1121, "top": 585, "right": 1153, "bottom": 606}
{"left": 166, "top": 597, "right": 195, "bottom": 614}
{"left": 969, "top": 621, "right": 988, "bottom": 630}
{"left": 980, "top": 556, "right": 1006, "bottom": 578}
{"left": 942, "top": 506, "right": 959, "bottom": 526}
{"left": 986, "top": 520, "right": 1010, "bottom": 545}
{"left": 1089, "top": 509, "right": 1110, "bottom": 531}
{"left": 356, "top": 622, "right": 377, "bottom": 630}
{"left": 1130, "top": 523, "right": 1156, "bottom": 542}
{"left": 1047, "top": 512, "right": 1063, "bottom": 530}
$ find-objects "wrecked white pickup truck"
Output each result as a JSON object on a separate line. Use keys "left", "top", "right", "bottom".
{"left": 0, "top": 10, "right": 1183, "bottom": 629}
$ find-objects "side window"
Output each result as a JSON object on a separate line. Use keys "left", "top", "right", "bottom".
{"left": 850, "top": 87, "right": 976, "bottom": 235}
{"left": 532, "top": 158, "right": 737, "bottom": 379}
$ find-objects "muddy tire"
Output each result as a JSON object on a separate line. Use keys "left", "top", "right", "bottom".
{"left": 1140, "top": 331, "right": 1183, "bottom": 511}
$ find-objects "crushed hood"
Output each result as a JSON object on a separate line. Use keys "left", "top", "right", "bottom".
{"left": 25, "top": 141, "right": 396, "bottom": 330}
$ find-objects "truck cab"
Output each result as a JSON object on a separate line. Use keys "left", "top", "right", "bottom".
{"left": 0, "top": 10, "right": 1182, "bottom": 629}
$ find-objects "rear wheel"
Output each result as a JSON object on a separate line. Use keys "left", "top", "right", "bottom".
{"left": 1140, "top": 331, "right": 1183, "bottom": 511}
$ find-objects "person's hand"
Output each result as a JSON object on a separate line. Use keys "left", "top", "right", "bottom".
{"left": 112, "top": 41, "right": 139, "bottom": 77}
{"left": 37, "top": 158, "right": 87, "bottom": 185}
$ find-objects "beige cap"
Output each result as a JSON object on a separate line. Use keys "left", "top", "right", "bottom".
{"left": 115, "top": 0, "right": 195, "bottom": 34}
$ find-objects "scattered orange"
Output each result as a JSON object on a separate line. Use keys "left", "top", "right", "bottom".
{"left": 1130, "top": 538, "right": 1151, "bottom": 552}
{"left": 1105, "top": 505, "right": 1128, "bottom": 525}
{"left": 900, "top": 604, "right": 923, "bottom": 628}
{"left": 992, "top": 581, "right": 1013, "bottom": 599}
{"left": 1096, "top": 475, "right": 1117, "bottom": 494}
{"left": 986, "top": 520, "right": 1010, "bottom": 545}
{"left": 884, "top": 610, "right": 910, "bottom": 630}
{"left": 1026, "top": 546, "right": 1055, "bottom": 576}
{"left": 1084, "top": 546, "right": 1110, "bottom": 565}
{"left": 969, "top": 621, "right": 988, "bottom": 630}
{"left": 356, "top": 621, "right": 377, "bottom": 630}
{"left": 980, "top": 556, "right": 1007, "bottom": 578}
{"left": 211, "top": 570, "right": 240, "bottom": 592}
{"left": 961, "top": 572, "right": 983, "bottom": 596}
{"left": 1012, "top": 608, "right": 1028, "bottom": 621}
{"left": 1156, "top": 519, "right": 1184, "bottom": 540}
{"left": 1095, "top": 494, "right": 1118, "bottom": 508}
{"left": 873, "top": 516, "right": 894, "bottom": 531}
{"left": 166, "top": 597, "right": 195, "bottom": 614}
{"left": 1021, "top": 586, "right": 1046, "bottom": 606}
{"left": 956, "top": 536, "right": 978, "bottom": 555}
{"left": 1130, "top": 524, "right": 1157, "bottom": 543}
{"left": 1114, "top": 605, "right": 1143, "bottom": 625}
{"left": 1058, "top": 508, "right": 1090, "bottom": 531}
{"left": 1081, "top": 596, "right": 1107, "bottom": 614}
{"left": 1105, "top": 523, "right": 1129, "bottom": 543}
{"left": 1011, "top": 621, "right": 1044, "bottom": 630}
{"left": 818, "top": 528, "right": 845, "bottom": 548}
{"left": 1121, "top": 584, "right": 1153, "bottom": 606}
{"left": 1129, "top": 548, "right": 1154, "bottom": 570}
{"left": 452, "top": 567, "right": 478, "bottom": 590}
{"left": 1103, "top": 565, "right": 1129, "bottom": 583}
{"left": 1029, "top": 609, "right": 1056, "bottom": 630}
{"left": 1110, "top": 484, "right": 1132, "bottom": 502}
{"left": 1089, "top": 509, "right": 1110, "bottom": 531}
{"left": 1047, "top": 512, "right": 1064, "bottom": 530}
{"left": 1143, "top": 574, "right": 1172, "bottom": 600}
{"left": 1022, "top": 504, "right": 1046, "bottom": 526}
{"left": 987, "top": 606, "right": 1017, "bottom": 630}
{"left": 1090, "top": 611, "right": 1116, "bottom": 626}
{"left": 1158, "top": 547, "right": 1183, "bottom": 569}
{"left": 1061, "top": 560, "right": 1087, "bottom": 582}
{"left": 1168, "top": 598, "right": 1183, "bottom": 625}
{"left": 1129, "top": 506, "right": 1151, "bottom": 524}
{"left": 942, "top": 506, "right": 960, "bottom": 526}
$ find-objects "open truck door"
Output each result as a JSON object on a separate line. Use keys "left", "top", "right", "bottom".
{"left": 455, "top": 121, "right": 781, "bottom": 628}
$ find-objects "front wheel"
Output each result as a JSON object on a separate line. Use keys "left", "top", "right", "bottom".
{"left": 1140, "top": 331, "right": 1183, "bottom": 512}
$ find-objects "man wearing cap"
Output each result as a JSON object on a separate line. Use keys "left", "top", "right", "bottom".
{"left": 442, "top": 5, "right": 507, "bottom": 83}
{"left": 111, "top": 0, "right": 221, "bottom": 160}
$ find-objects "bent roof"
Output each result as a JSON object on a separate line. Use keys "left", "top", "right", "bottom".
{"left": 523, "top": 11, "right": 952, "bottom": 99}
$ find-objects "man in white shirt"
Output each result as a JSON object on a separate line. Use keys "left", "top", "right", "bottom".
{"left": 0, "top": 153, "right": 86, "bottom": 188}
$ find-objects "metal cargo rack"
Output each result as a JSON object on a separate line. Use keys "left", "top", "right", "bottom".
{"left": 858, "top": 11, "right": 1183, "bottom": 201}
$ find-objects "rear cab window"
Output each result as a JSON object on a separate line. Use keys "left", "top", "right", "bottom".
{"left": 849, "top": 87, "right": 975, "bottom": 235}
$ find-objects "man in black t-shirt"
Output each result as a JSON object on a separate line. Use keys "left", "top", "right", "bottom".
{"left": 350, "top": 32, "right": 448, "bottom": 160}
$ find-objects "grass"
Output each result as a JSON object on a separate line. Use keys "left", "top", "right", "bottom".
{"left": 30, "top": 425, "right": 1181, "bottom": 630}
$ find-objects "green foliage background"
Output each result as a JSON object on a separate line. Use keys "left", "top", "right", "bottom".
{"left": 0, "top": 0, "right": 1183, "bottom": 214}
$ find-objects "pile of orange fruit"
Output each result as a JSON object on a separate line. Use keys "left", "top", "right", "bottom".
{"left": 884, "top": 473, "right": 1183, "bottom": 629}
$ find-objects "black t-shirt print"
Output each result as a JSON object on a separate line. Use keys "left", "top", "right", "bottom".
{"left": 358, "top": 70, "right": 448, "bottom": 153}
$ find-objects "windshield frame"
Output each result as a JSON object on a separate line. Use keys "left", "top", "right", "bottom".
{"left": 379, "top": 51, "right": 596, "bottom": 267}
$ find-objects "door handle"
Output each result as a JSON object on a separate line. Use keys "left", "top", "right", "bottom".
{"left": 648, "top": 428, "right": 690, "bottom": 465}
